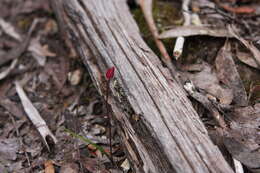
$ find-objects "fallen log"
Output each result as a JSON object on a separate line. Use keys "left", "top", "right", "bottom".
{"left": 50, "top": 0, "right": 234, "bottom": 172}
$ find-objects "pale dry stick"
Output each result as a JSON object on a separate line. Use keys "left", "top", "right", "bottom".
{"left": 0, "top": 59, "right": 18, "bottom": 80}
{"left": 173, "top": 0, "right": 191, "bottom": 59}
{"left": 15, "top": 81, "right": 57, "bottom": 151}
{"left": 233, "top": 158, "right": 244, "bottom": 173}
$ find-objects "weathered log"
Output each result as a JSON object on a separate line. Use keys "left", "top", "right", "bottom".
{"left": 51, "top": 0, "right": 234, "bottom": 172}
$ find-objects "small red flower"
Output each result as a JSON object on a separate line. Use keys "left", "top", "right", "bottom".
{"left": 106, "top": 67, "right": 115, "bottom": 80}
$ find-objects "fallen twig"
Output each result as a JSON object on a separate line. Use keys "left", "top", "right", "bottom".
{"left": 214, "top": 0, "right": 255, "bottom": 14}
{"left": 0, "top": 59, "right": 18, "bottom": 80}
{"left": 173, "top": 0, "right": 191, "bottom": 59}
{"left": 0, "top": 18, "right": 21, "bottom": 40}
{"left": 15, "top": 81, "right": 57, "bottom": 151}
{"left": 233, "top": 158, "right": 244, "bottom": 173}
{"left": 139, "top": 0, "right": 182, "bottom": 85}
{"left": 139, "top": 0, "right": 170, "bottom": 60}
{"left": 184, "top": 81, "right": 227, "bottom": 129}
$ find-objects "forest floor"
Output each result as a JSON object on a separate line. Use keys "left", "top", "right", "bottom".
{"left": 0, "top": 0, "right": 259, "bottom": 172}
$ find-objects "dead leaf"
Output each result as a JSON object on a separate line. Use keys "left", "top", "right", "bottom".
{"left": 83, "top": 157, "right": 109, "bottom": 173}
{"left": 44, "top": 56, "right": 70, "bottom": 95}
{"left": 228, "top": 25, "right": 260, "bottom": 68}
{"left": 236, "top": 51, "right": 260, "bottom": 70}
{"left": 224, "top": 137, "right": 260, "bottom": 171}
{"left": 0, "top": 98, "right": 25, "bottom": 119}
{"left": 249, "top": 84, "right": 260, "bottom": 102}
{"left": 215, "top": 42, "right": 248, "bottom": 106}
{"left": 159, "top": 26, "right": 232, "bottom": 39}
{"left": 224, "top": 103, "right": 260, "bottom": 171}
{"left": 185, "top": 62, "right": 233, "bottom": 104}
{"left": 0, "top": 18, "right": 21, "bottom": 41}
{"left": 60, "top": 163, "right": 79, "bottom": 173}
{"left": 221, "top": 4, "right": 255, "bottom": 14}
{"left": 68, "top": 69, "right": 83, "bottom": 86}
{"left": 0, "top": 138, "right": 19, "bottom": 160}
{"left": 44, "top": 19, "right": 58, "bottom": 34}
{"left": 29, "top": 38, "right": 56, "bottom": 66}
{"left": 44, "top": 160, "right": 55, "bottom": 173}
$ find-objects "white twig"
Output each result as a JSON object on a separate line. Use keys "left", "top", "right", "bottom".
{"left": 173, "top": 0, "right": 191, "bottom": 59}
{"left": 233, "top": 158, "right": 244, "bottom": 173}
{"left": 15, "top": 81, "right": 57, "bottom": 151}
{"left": 0, "top": 18, "right": 21, "bottom": 40}
{"left": 0, "top": 59, "right": 18, "bottom": 80}
{"left": 173, "top": 37, "right": 185, "bottom": 58}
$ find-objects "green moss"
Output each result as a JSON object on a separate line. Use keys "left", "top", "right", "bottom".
{"left": 153, "top": 1, "right": 182, "bottom": 32}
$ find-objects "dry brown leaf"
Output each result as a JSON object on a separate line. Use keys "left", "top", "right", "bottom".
{"left": 44, "top": 19, "right": 58, "bottom": 34}
{"left": 228, "top": 25, "right": 260, "bottom": 68}
{"left": 44, "top": 160, "right": 55, "bottom": 173}
{"left": 185, "top": 62, "right": 233, "bottom": 104}
{"left": 29, "top": 39, "right": 56, "bottom": 58}
{"left": 0, "top": 138, "right": 19, "bottom": 160}
{"left": 236, "top": 51, "right": 260, "bottom": 70}
{"left": 83, "top": 157, "right": 109, "bottom": 173}
{"left": 215, "top": 42, "right": 248, "bottom": 106}
{"left": 60, "top": 163, "right": 79, "bottom": 173}
{"left": 224, "top": 103, "right": 260, "bottom": 171}
{"left": 221, "top": 4, "right": 255, "bottom": 14}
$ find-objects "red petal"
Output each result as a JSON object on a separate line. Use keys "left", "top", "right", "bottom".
{"left": 106, "top": 67, "right": 115, "bottom": 80}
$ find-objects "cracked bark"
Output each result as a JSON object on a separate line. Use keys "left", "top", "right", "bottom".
{"left": 50, "top": 0, "right": 234, "bottom": 172}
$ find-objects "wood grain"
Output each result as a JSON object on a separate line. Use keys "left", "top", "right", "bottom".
{"left": 51, "top": 0, "right": 234, "bottom": 172}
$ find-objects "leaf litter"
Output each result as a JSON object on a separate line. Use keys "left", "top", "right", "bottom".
{"left": 136, "top": 0, "right": 260, "bottom": 171}
{"left": 0, "top": 0, "right": 260, "bottom": 172}
{"left": 0, "top": 0, "right": 125, "bottom": 172}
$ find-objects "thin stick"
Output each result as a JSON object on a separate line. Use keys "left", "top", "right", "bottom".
{"left": 106, "top": 80, "right": 114, "bottom": 164}
{"left": 15, "top": 81, "right": 57, "bottom": 151}
{"left": 139, "top": 0, "right": 171, "bottom": 60}
{"left": 184, "top": 81, "right": 227, "bottom": 129}
{"left": 139, "top": 0, "right": 183, "bottom": 85}
{"left": 233, "top": 158, "right": 244, "bottom": 173}
{"left": 173, "top": 0, "right": 191, "bottom": 59}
